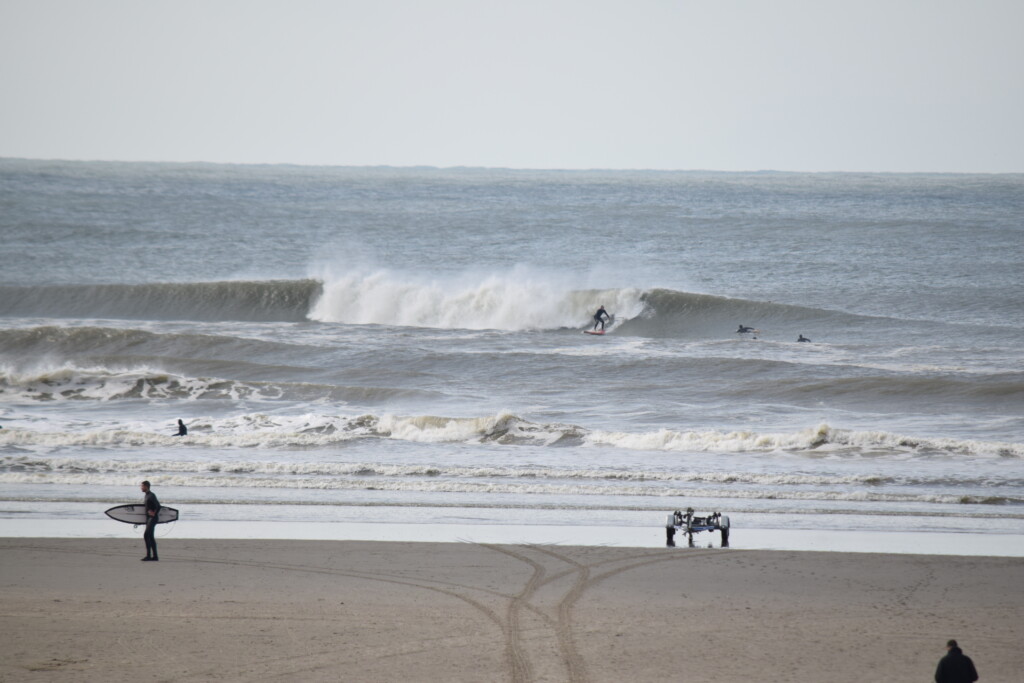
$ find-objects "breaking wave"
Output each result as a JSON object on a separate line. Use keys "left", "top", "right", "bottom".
{"left": 308, "top": 268, "right": 646, "bottom": 330}
{"left": 307, "top": 270, "right": 891, "bottom": 335}
{"left": 7, "top": 454, "right": 1020, "bottom": 490}
{"left": 1, "top": 414, "right": 1019, "bottom": 459}
{"left": 1, "top": 270, "right": 895, "bottom": 336}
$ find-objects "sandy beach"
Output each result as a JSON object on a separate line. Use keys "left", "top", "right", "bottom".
{"left": 1, "top": 539, "right": 1021, "bottom": 682}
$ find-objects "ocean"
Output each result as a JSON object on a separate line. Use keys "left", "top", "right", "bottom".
{"left": 1, "top": 159, "right": 1022, "bottom": 552}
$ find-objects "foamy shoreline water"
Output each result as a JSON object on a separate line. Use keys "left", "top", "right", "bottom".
{"left": 5, "top": 518, "right": 1024, "bottom": 558}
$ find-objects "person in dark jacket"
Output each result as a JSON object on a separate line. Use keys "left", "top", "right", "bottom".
{"left": 140, "top": 480, "right": 161, "bottom": 562}
{"left": 935, "top": 639, "right": 978, "bottom": 683}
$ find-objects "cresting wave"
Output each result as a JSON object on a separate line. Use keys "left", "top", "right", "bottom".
{"left": 0, "top": 280, "right": 321, "bottom": 322}
{"left": 620, "top": 288, "right": 865, "bottom": 337}
{"left": 1, "top": 414, "right": 1020, "bottom": 458}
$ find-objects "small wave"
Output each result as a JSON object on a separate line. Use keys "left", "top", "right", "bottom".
{"left": 0, "top": 470, "right": 1017, "bottom": 505}
{"left": 0, "top": 364, "right": 439, "bottom": 405}
{"left": 0, "top": 455, "right": 899, "bottom": 486}
{"left": 0, "top": 280, "right": 321, "bottom": 322}
{"left": 0, "top": 366, "right": 281, "bottom": 403}
{"left": 762, "top": 373, "right": 1024, "bottom": 403}
{"left": 0, "top": 325, "right": 295, "bottom": 363}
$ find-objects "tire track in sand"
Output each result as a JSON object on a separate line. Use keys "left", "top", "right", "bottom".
{"left": 13, "top": 544, "right": 527, "bottom": 683}
{"left": 477, "top": 543, "right": 548, "bottom": 683}
{"left": 484, "top": 545, "right": 730, "bottom": 683}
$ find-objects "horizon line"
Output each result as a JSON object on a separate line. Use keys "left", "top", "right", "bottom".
{"left": 1, "top": 155, "right": 1022, "bottom": 176}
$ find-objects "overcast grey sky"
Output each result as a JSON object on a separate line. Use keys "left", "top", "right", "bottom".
{"left": 2, "top": 0, "right": 1022, "bottom": 172}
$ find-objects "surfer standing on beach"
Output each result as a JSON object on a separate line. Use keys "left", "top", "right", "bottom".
{"left": 140, "top": 481, "right": 161, "bottom": 562}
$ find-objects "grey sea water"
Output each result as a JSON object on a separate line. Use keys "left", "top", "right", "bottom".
{"left": 1, "top": 159, "right": 1022, "bottom": 549}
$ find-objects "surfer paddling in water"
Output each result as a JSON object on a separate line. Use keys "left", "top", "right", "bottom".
{"left": 140, "top": 481, "right": 161, "bottom": 561}
{"left": 592, "top": 305, "right": 610, "bottom": 331}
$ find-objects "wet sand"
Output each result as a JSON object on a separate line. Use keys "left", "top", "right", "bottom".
{"left": 1, "top": 538, "right": 1021, "bottom": 682}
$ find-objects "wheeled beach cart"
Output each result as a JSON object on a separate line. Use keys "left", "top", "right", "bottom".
{"left": 666, "top": 507, "right": 730, "bottom": 547}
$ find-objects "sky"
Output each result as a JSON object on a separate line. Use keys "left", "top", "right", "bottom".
{"left": 2, "top": 0, "right": 1023, "bottom": 172}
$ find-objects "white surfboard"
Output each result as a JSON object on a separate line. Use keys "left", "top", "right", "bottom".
{"left": 105, "top": 504, "right": 179, "bottom": 525}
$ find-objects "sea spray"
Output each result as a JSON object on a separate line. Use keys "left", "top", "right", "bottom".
{"left": 307, "top": 267, "right": 646, "bottom": 330}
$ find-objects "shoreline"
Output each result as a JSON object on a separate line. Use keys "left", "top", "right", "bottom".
{"left": 2, "top": 538, "right": 1022, "bottom": 682}
{"left": 3, "top": 518, "right": 1024, "bottom": 558}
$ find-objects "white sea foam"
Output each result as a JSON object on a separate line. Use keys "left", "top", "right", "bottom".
{"left": 307, "top": 267, "right": 646, "bottom": 330}
{"left": 586, "top": 423, "right": 1024, "bottom": 458}
{"left": 1, "top": 415, "right": 1019, "bottom": 458}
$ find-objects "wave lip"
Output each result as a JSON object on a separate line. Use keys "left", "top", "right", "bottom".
{"left": 0, "top": 280, "right": 321, "bottom": 322}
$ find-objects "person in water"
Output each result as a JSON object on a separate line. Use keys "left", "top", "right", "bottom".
{"left": 797, "top": 334, "right": 811, "bottom": 342}
{"left": 175, "top": 419, "right": 187, "bottom": 436}
{"left": 593, "top": 305, "right": 610, "bottom": 331}
{"left": 140, "top": 480, "right": 161, "bottom": 562}
{"left": 737, "top": 325, "right": 755, "bottom": 334}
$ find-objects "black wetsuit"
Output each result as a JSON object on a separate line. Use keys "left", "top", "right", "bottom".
{"left": 143, "top": 490, "right": 161, "bottom": 560}
{"left": 593, "top": 308, "right": 609, "bottom": 330}
{"left": 176, "top": 420, "right": 187, "bottom": 436}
